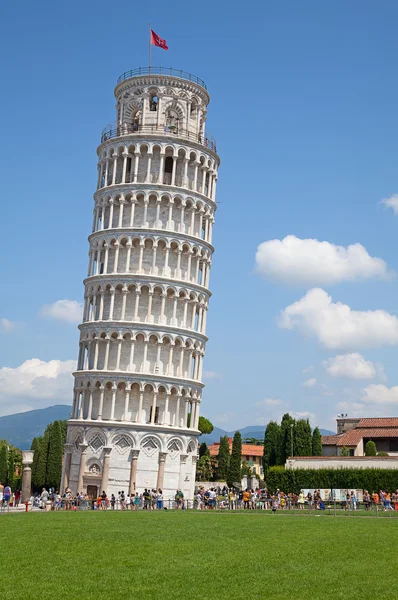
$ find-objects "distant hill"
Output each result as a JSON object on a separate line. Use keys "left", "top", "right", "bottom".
{"left": 0, "top": 405, "right": 336, "bottom": 449}
{"left": 0, "top": 405, "right": 71, "bottom": 449}
{"left": 201, "top": 426, "right": 335, "bottom": 445}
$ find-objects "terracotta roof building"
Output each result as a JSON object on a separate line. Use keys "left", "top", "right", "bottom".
{"left": 208, "top": 439, "right": 264, "bottom": 477}
{"left": 322, "top": 416, "right": 398, "bottom": 457}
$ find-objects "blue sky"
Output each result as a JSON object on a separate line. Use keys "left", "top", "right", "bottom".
{"left": 0, "top": 0, "right": 397, "bottom": 430}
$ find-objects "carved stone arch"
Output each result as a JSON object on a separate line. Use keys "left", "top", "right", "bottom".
{"left": 140, "top": 434, "right": 162, "bottom": 457}
{"left": 124, "top": 101, "right": 140, "bottom": 122}
{"left": 87, "top": 461, "right": 102, "bottom": 475}
{"left": 148, "top": 331, "right": 160, "bottom": 344}
{"left": 73, "top": 430, "right": 84, "bottom": 452}
{"left": 87, "top": 429, "right": 106, "bottom": 454}
{"left": 163, "top": 99, "right": 185, "bottom": 122}
{"left": 167, "top": 437, "right": 183, "bottom": 459}
{"left": 112, "top": 432, "right": 135, "bottom": 455}
{"left": 186, "top": 438, "right": 197, "bottom": 454}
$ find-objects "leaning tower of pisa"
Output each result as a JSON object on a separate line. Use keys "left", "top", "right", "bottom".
{"left": 61, "top": 67, "right": 219, "bottom": 501}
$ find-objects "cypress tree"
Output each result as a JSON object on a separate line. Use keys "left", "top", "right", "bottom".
{"left": 312, "top": 427, "right": 323, "bottom": 456}
{"left": 35, "top": 428, "right": 51, "bottom": 490}
{"left": 262, "top": 421, "right": 280, "bottom": 471}
{"left": 294, "top": 419, "right": 312, "bottom": 456}
{"left": 199, "top": 442, "right": 209, "bottom": 458}
{"left": 30, "top": 437, "right": 41, "bottom": 488}
{"left": 279, "top": 413, "right": 295, "bottom": 463}
{"left": 7, "top": 451, "right": 15, "bottom": 488}
{"left": 46, "top": 421, "right": 63, "bottom": 490}
{"left": 215, "top": 436, "right": 230, "bottom": 481}
{"left": 59, "top": 420, "right": 67, "bottom": 444}
{"left": 227, "top": 431, "right": 242, "bottom": 487}
{"left": 0, "top": 445, "right": 8, "bottom": 484}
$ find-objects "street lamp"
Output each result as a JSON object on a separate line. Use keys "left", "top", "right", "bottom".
{"left": 290, "top": 423, "right": 294, "bottom": 457}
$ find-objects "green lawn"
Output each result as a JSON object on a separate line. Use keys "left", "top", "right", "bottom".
{"left": 0, "top": 511, "right": 397, "bottom": 599}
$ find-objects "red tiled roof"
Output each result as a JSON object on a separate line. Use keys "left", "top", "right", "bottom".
{"left": 208, "top": 442, "right": 263, "bottom": 458}
{"left": 322, "top": 435, "right": 343, "bottom": 446}
{"left": 357, "top": 418, "right": 398, "bottom": 428}
{"left": 335, "top": 428, "right": 398, "bottom": 447}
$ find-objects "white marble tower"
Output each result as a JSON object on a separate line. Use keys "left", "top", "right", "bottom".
{"left": 62, "top": 67, "right": 219, "bottom": 500}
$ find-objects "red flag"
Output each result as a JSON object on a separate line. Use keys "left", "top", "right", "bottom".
{"left": 150, "top": 29, "right": 168, "bottom": 50}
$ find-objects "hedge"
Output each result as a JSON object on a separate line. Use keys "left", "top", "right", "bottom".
{"left": 265, "top": 467, "right": 398, "bottom": 494}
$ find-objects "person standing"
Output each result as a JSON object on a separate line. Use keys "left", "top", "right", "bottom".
{"left": 4, "top": 484, "right": 11, "bottom": 507}
{"left": 40, "top": 487, "right": 49, "bottom": 510}
{"left": 156, "top": 489, "right": 163, "bottom": 510}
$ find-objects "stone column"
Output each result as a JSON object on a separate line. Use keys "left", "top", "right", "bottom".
{"left": 101, "top": 447, "right": 112, "bottom": 494}
{"left": 60, "top": 443, "right": 73, "bottom": 494}
{"left": 77, "top": 443, "right": 88, "bottom": 494}
{"left": 156, "top": 452, "right": 168, "bottom": 490}
{"left": 178, "top": 454, "right": 188, "bottom": 490}
{"left": 21, "top": 451, "right": 34, "bottom": 503}
{"left": 129, "top": 450, "right": 140, "bottom": 494}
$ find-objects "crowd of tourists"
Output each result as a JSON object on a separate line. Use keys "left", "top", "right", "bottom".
{"left": 22, "top": 487, "right": 187, "bottom": 511}
{"left": 194, "top": 486, "right": 398, "bottom": 511}
{"left": 2, "top": 483, "right": 398, "bottom": 512}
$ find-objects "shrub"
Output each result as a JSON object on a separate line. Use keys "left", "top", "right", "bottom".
{"left": 365, "top": 440, "right": 377, "bottom": 456}
{"left": 265, "top": 467, "right": 398, "bottom": 494}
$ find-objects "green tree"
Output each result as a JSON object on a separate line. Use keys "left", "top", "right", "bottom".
{"left": 46, "top": 420, "right": 63, "bottom": 490}
{"left": 198, "top": 416, "right": 214, "bottom": 435}
{"left": 365, "top": 440, "right": 377, "bottom": 456}
{"left": 340, "top": 446, "right": 351, "bottom": 457}
{"left": 199, "top": 442, "right": 209, "bottom": 458}
{"left": 196, "top": 455, "right": 213, "bottom": 481}
{"left": 30, "top": 437, "right": 42, "bottom": 488}
{"left": 0, "top": 445, "right": 8, "bottom": 484}
{"left": 59, "top": 420, "right": 67, "bottom": 445}
{"left": 7, "top": 451, "right": 15, "bottom": 488}
{"left": 312, "top": 427, "right": 323, "bottom": 456}
{"left": 227, "top": 431, "right": 242, "bottom": 487}
{"left": 215, "top": 436, "right": 230, "bottom": 481}
{"left": 262, "top": 421, "right": 281, "bottom": 471}
{"left": 294, "top": 419, "right": 312, "bottom": 456}
{"left": 241, "top": 461, "right": 254, "bottom": 477}
{"left": 279, "top": 413, "right": 295, "bottom": 463}
{"left": 35, "top": 428, "right": 51, "bottom": 490}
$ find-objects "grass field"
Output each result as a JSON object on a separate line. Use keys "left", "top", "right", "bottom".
{"left": 0, "top": 511, "right": 397, "bottom": 599}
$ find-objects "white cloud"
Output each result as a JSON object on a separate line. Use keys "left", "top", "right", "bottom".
{"left": 361, "top": 384, "right": 398, "bottom": 405}
{"left": 279, "top": 288, "right": 398, "bottom": 350}
{"left": 291, "top": 411, "right": 316, "bottom": 423}
{"left": 303, "top": 378, "right": 317, "bottom": 388}
{"left": 40, "top": 300, "right": 83, "bottom": 324}
{"left": 1, "top": 318, "right": 17, "bottom": 333}
{"left": 203, "top": 371, "right": 223, "bottom": 380}
{"left": 335, "top": 384, "right": 398, "bottom": 418}
{"left": 256, "top": 398, "right": 283, "bottom": 408}
{"left": 302, "top": 365, "right": 314, "bottom": 374}
{"left": 381, "top": 194, "right": 398, "bottom": 215}
{"left": 0, "top": 358, "right": 75, "bottom": 415}
{"left": 323, "top": 353, "right": 376, "bottom": 380}
{"left": 255, "top": 235, "right": 390, "bottom": 286}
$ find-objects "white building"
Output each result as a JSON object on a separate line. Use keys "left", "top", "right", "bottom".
{"left": 61, "top": 67, "right": 220, "bottom": 501}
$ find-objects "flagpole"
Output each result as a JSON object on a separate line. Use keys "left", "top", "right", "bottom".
{"left": 149, "top": 23, "right": 152, "bottom": 70}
